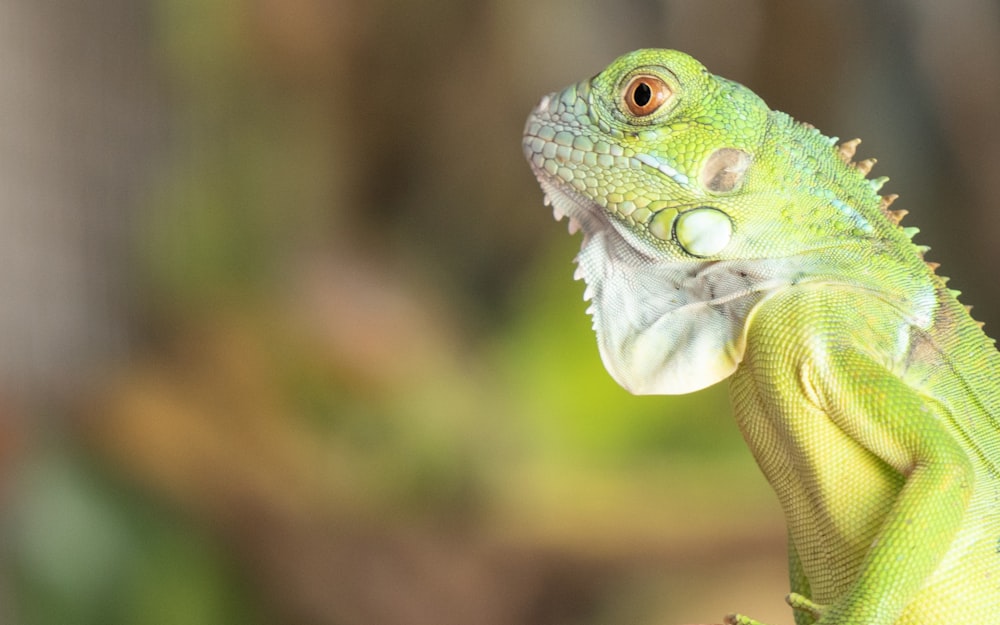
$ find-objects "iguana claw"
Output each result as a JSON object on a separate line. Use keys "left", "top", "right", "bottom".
{"left": 786, "top": 592, "right": 826, "bottom": 619}
{"left": 723, "top": 613, "right": 772, "bottom": 625}
{"left": 721, "top": 592, "right": 825, "bottom": 625}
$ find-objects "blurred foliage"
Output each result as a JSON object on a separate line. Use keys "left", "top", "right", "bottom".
{"left": 2, "top": 1, "right": 999, "bottom": 625}
{"left": 9, "top": 447, "right": 265, "bottom": 625}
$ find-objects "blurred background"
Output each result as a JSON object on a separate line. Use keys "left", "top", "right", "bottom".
{"left": 1, "top": 1, "right": 998, "bottom": 624}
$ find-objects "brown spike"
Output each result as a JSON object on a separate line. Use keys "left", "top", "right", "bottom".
{"left": 837, "top": 138, "right": 861, "bottom": 164}
{"left": 964, "top": 304, "right": 974, "bottom": 314}
{"left": 976, "top": 320, "right": 986, "bottom": 329}
{"left": 855, "top": 158, "right": 877, "bottom": 176}
{"left": 880, "top": 194, "right": 907, "bottom": 224}
{"left": 926, "top": 261, "right": 941, "bottom": 272}
{"left": 888, "top": 209, "right": 907, "bottom": 225}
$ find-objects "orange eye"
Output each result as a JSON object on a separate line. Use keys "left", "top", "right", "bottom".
{"left": 623, "top": 75, "right": 671, "bottom": 117}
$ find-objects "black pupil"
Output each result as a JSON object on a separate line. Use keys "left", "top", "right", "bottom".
{"left": 633, "top": 82, "right": 652, "bottom": 107}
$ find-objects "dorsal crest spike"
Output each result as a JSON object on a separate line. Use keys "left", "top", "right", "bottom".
{"left": 880, "top": 194, "right": 904, "bottom": 223}
{"left": 855, "top": 158, "right": 877, "bottom": 176}
{"left": 837, "top": 138, "right": 861, "bottom": 164}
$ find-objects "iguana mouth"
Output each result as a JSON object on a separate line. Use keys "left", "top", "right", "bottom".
{"left": 534, "top": 175, "right": 617, "bottom": 252}
{"left": 521, "top": 90, "right": 620, "bottom": 250}
{"left": 539, "top": 181, "right": 590, "bottom": 240}
{"left": 532, "top": 172, "right": 659, "bottom": 296}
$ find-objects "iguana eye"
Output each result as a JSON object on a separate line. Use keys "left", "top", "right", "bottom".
{"left": 623, "top": 75, "right": 671, "bottom": 117}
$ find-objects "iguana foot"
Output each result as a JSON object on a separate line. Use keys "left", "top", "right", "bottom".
{"left": 786, "top": 592, "right": 826, "bottom": 620}
{"left": 723, "top": 613, "right": 772, "bottom": 625}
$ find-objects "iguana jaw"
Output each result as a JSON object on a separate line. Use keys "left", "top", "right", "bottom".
{"left": 533, "top": 173, "right": 758, "bottom": 395}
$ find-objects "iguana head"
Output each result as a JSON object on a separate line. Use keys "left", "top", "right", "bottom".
{"left": 523, "top": 49, "right": 917, "bottom": 395}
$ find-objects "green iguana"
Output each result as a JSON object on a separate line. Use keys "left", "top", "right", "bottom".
{"left": 522, "top": 48, "right": 1000, "bottom": 625}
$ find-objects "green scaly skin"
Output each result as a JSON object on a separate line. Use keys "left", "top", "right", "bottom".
{"left": 522, "top": 49, "right": 1000, "bottom": 625}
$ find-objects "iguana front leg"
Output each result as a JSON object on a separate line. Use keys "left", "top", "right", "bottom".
{"left": 727, "top": 360, "right": 973, "bottom": 623}
{"left": 817, "top": 349, "right": 970, "bottom": 623}
{"left": 734, "top": 289, "right": 976, "bottom": 625}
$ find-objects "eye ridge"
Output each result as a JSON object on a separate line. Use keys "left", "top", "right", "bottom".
{"left": 623, "top": 74, "right": 671, "bottom": 117}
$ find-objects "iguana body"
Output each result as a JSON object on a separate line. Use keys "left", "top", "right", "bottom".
{"left": 522, "top": 49, "right": 1000, "bottom": 625}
